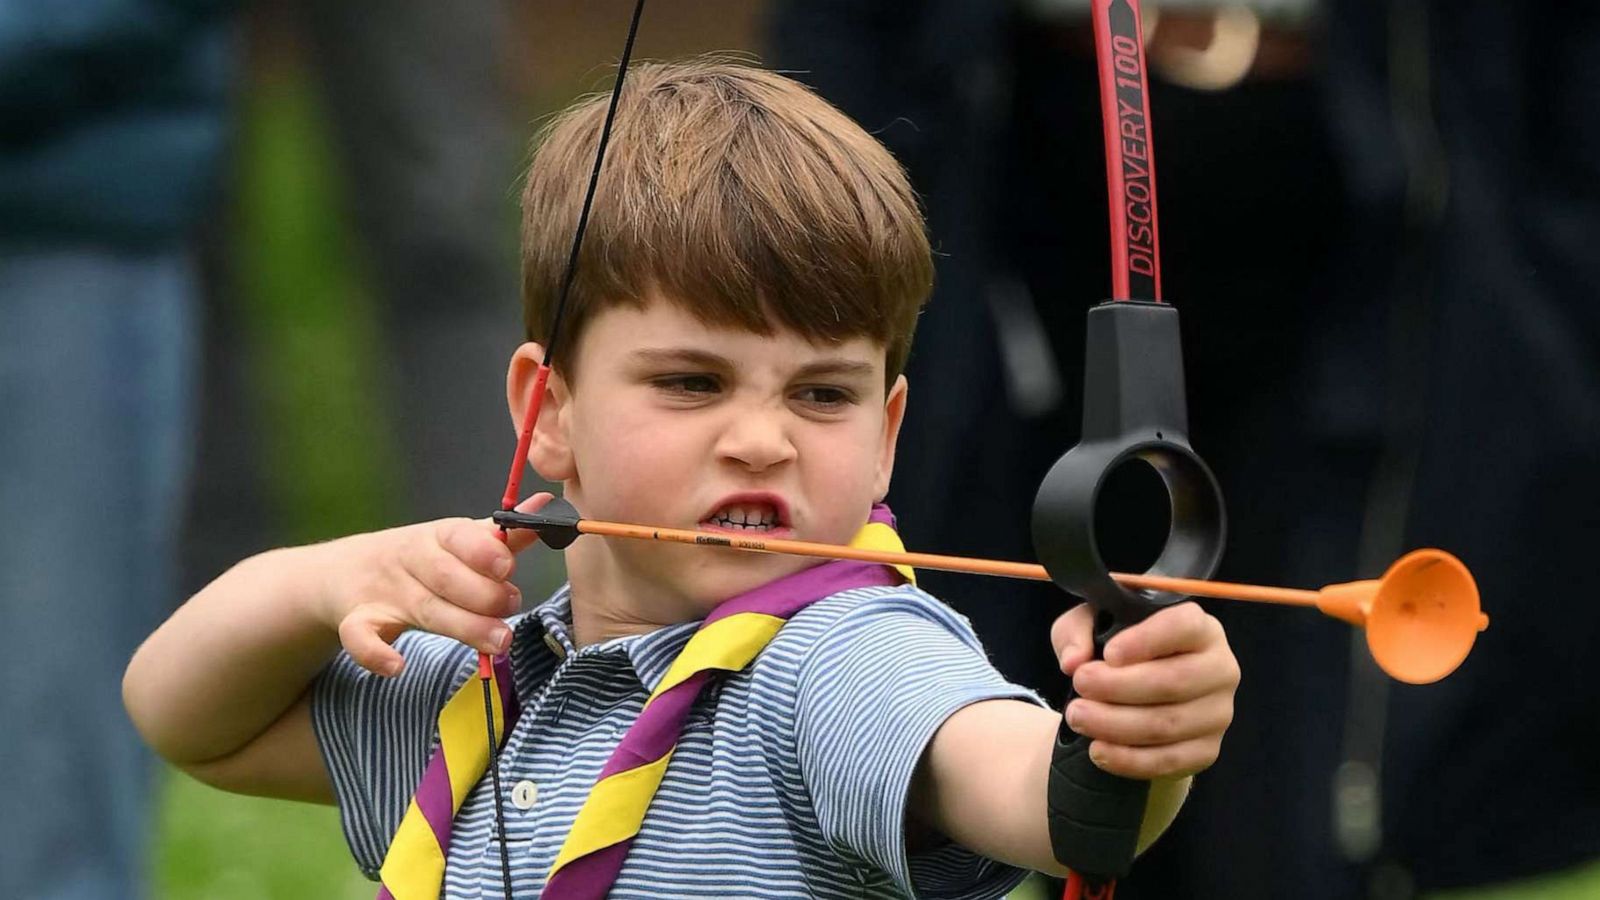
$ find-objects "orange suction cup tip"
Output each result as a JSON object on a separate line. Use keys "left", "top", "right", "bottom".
{"left": 1364, "top": 549, "right": 1488, "bottom": 684}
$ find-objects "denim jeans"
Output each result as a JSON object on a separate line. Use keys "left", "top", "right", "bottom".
{"left": 0, "top": 245, "right": 198, "bottom": 900}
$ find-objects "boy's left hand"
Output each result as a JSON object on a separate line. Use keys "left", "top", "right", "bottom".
{"left": 1051, "top": 601, "right": 1240, "bottom": 780}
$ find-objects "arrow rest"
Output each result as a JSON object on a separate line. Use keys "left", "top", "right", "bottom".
{"left": 1032, "top": 301, "right": 1227, "bottom": 635}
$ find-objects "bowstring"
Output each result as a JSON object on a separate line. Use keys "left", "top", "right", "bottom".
{"left": 484, "top": 1, "right": 649, "bottom": 897}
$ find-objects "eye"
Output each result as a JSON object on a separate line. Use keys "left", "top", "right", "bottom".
{"left": 653, "top": 373, "right": 722, "bottom": 397}
{"left": 793, "top": 385, "right": 856, "bottom": 410}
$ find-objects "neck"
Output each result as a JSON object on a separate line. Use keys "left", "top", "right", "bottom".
{"left": 563, "top": 538, "right": 704, "bottom": 648}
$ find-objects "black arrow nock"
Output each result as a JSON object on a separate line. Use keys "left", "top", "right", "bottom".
{"left": 494, "top": 497, "right": 583, "bottom": 550}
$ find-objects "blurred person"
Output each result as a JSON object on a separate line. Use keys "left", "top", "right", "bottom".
{"left": 184, "top": 0, "right": 526, "bottom": 588}
{"left": 1267, "top": 2, "right": 1600, "bottom": 897}
{"left": 0, "top": 2, "right": 239, "bottom": 898}
{"left": 288, "top": 0, "right": 525, "bottom": 521}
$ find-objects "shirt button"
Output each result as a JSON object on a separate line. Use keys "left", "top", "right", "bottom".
{"left": 511, "top": 780, "right": 539, "bottom": 810}
{"left": 543, "top": 632, "right": 567, "bottom": 658}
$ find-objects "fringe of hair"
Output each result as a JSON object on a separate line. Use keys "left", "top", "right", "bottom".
{"left": 520, "top": 58, "right": 934, "bottom": 386}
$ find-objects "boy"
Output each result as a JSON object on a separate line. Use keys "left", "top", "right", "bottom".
{"left": 125, "top": 60, "right": 1239, "bottom": 898}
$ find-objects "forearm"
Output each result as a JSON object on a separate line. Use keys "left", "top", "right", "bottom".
{"left": 912, "top": 700, "right": 1193, "bottom": 875}
{"left": 1136, "top": 776, "right": 1191, "bottom": 855}
{"left": 123, "top": 541, "right": 347, "bottom": 765}
{"left": 911, "top": 700, "right": 1070, "bottom": 875}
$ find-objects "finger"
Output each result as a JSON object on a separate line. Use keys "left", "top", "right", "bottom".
{"left": 502, "top": 492, "right": 556, "bottom": 555}
{"left": 437, "top": 518, "right": 518, "bottom": 582}
{"left": 1102, "top": 602, "right": 1219, "bottom": 666}
{"left": 1087, "top": 736, "right": 1223, "bottom": 780}
{"left": 1050, "top": 602, "right": 1096, "bottom": 675}
{"left": 338, "top": 608, "right": 407, "bottom": 678}
{"left": 1072, "top": 650, "right": 1240, "bottom": 706}
{"left": 410, "top": 527, "right": 521, "bottom": 618}
{"left": 1065, "top": 693, "right": 1234, "bottom": 748}
{"left": 407, "top": 590, "right": 514, "bottom": 656}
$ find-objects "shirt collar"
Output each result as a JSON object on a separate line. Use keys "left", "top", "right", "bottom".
{"left": 510, "top": 585, "right": 702, "bottom": 697}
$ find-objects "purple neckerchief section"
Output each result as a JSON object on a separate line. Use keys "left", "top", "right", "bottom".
{"left": 540, "top": 505, "right": 905, "bottom": 900}
{"left": 376, "top": 652, "right": 518, "bottom": 900}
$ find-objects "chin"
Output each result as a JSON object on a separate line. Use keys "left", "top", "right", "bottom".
{"left": 680, "top": 548, "right": 815, "bottom": 606}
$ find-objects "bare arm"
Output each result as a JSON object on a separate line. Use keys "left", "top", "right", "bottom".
{"left": 909, "top": 602, "right": 1237, "bottom": 874}
{"left": 125, "top": 544, "right": 344, "bottom": 766}
{"left": 122, "top": 501, "right": 546, "bottom": 798}
{"left": 908, "top": 699, "right": 1191, "bottom": 875}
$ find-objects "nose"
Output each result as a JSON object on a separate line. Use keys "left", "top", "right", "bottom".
{"left": 715, "top": 404, "right": 797, "bottom": 473}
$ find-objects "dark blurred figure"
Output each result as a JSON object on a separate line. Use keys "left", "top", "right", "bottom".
{"left": 1274, "top": 3, "right": 1600, "bottom": 897}
{"left": 185, "top": 0, "right": 525, "bottom": 583}
{"left": 772, "top": 1, "right": 1599, "bottom": 898}
{"left": 1139, "top": 3, "right": 1600, "bottom": 897}
{"left": 295, "top": 0, "right": 524, "bottom": 521}
{"left": 0, "top": 2, "right": 239, "bottom": 898}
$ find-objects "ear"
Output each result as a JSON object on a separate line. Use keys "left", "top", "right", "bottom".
{"left": 506, "top": 342, "right": 577, "bottom": 482}
{"left": 873, "top": 375, "right": 909, "bottom": 501}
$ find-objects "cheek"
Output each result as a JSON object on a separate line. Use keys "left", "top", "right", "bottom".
{"left": 572, "top": 409, "right": 704, "bottom": 509}
{"left": 798, "top": 424, "right": 885, "bottom": 533}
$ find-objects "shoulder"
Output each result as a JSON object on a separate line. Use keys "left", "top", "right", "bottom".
{"left": 781, "top": 583, "right": 981, "bottom": 639}
{"left": 772, "top": 585, "right": 1041, "bottom": 898}
{"left": 740, "top": 584, "right": 984, "bottom": 705}
{"left": 770, "top": 583, "right": 990, "bottom": 668}
{"left": 754, "top": 583, "right": 1020, "bottom": 718}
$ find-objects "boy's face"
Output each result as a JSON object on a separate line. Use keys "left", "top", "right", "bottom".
{"left": 512, "top": 295, "right": 907, "bottom": 618}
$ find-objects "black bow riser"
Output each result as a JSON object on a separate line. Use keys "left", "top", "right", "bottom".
{"left": 1032, "top": 299, "right": 1227, "bottom": 882}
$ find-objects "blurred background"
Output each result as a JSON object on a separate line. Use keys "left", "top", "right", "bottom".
{"left": 2, "top": 1, "right": 1595, "bottom": 899}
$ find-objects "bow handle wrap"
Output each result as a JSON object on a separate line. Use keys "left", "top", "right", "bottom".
{"left": 1033, "top": 300, "right": 1227, "bottom": 884}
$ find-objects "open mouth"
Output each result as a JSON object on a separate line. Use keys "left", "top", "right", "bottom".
{"left": 700, "top": 496, "right": 788, "bottom": 533}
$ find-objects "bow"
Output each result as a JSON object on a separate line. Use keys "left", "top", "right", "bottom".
{"left": 1029, "top": 2, "right": 1222, "bottom": 896}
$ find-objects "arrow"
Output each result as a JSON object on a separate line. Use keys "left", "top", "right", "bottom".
{"left": 494, "top": 501, "right": 1488, "bottom": 685}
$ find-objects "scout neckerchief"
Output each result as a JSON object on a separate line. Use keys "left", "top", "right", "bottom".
{"left": 375, "top": 504, "right": 914, "bottom": 900}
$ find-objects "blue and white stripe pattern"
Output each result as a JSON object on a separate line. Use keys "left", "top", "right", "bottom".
{"left": 314, "top": 584, "right": 1043, "bottom": 898}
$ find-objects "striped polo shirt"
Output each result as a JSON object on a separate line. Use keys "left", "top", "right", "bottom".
{"left": 313, "top": 583, "right": 1043, "bottom": 898}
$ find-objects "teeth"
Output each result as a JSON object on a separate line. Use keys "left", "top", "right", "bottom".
{"left": 709, "top": 502, "right": 778, "bottom": 530}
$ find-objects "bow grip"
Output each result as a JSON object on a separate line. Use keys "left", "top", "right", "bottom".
{"left": 1032, "top": 300, "right": 1226, "bottom": 881}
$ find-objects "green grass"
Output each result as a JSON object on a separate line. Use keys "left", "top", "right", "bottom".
{"left": 1428, "top": 858, "right": 1600, "bottom": 900}
{"left": 155, "top": 771, "right": 371, "bottom": 899}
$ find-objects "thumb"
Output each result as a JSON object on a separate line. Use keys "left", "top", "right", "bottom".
{"left": 1050, "top": 602, "right": 1096, "bottom": 675}
{"left": 503, "top": 491, "right": 557, "bottom": 554}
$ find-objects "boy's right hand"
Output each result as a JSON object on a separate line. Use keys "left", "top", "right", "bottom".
{"left": 320, "top": 492, "right": 554, "bottom": 677}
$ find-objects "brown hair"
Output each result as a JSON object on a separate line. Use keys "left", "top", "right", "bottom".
{"left": 520, "top": 58, "right": 933, "bottom": 387}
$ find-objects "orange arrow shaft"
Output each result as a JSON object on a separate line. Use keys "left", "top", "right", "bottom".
{"left": 1114, "top": 572, "right": 1321, "bottom": 607}
{"left": 577, "top": 519, "right": 1052, "bottom": 580}
{"left": 575, "top": 518, "right": 1324, "bottom": 607}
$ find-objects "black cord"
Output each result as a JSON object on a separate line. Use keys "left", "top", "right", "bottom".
{"left": 485, "top": 2, "right": 648, "bottom": 897}
{"left": 544, "top": 0, "right": 649, "bottom": 374}
{"left": 485, "top": 676, "right": 515, "bottom": 899}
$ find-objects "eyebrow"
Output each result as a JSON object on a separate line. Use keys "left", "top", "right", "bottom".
{"left": 626, "top": 347, "right": 877, "bottom": 380}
